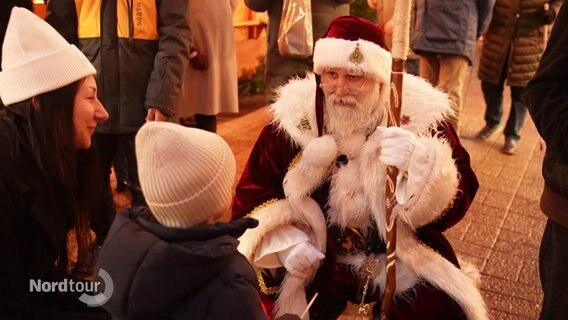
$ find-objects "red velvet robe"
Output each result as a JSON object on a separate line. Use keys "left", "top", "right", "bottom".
{"left": 232, "top": 120, "right": 479, "bottom": 319}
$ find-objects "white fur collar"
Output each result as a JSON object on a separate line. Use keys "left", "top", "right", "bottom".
{"left": 269, "top": 73, "right": 452, "bottom": 145}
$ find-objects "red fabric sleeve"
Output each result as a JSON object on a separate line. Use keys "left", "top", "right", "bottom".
{"left": 423, "top": 120, "right": 479, "bottom": 232}
{"left": 416, "top": 120, "right": 479, "bottom": 266}
{"left": 231, "top": 123, "right": 301, "bottom": 219}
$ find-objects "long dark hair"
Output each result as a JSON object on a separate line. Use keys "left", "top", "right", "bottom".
{"left": 24, "top": 79, "right": 102, "bottom": 277}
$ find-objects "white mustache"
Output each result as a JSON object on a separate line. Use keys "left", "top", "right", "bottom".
{"left": 329, "top": 93, "right": 358, "bottom": 105}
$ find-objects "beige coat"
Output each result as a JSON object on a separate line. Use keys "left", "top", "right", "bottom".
{"left": 180, "top": 0, "right": 239, "bottom": 117}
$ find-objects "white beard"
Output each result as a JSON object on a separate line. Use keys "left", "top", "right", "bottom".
{"left": 323, "top": 83, "right": 384, "bottom": 138}
{"left": 322, "top": 83, "right": 386, "bottom": 229}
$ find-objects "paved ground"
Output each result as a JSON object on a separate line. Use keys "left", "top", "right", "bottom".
{"left": 444, "top": 52, "right": 545, "bottom": 320}
{"left": 111, "top": 45, "right": 546, "bottom": 319}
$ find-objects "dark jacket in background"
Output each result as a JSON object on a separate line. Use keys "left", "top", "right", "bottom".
{"left": 96, "top": 207, "right": 266, "bottom": 320}
{"left": 479, "top": 0, "right": 563, "bottom": 87}
{"left": 524, "top": 2, "right": 568, "bottom": 228}
{"left": 245, "top": 0, "right": 351, "bottom": 102}
{"left": 0, "top": 105, "right": 109, "bottom": 320}
{"left": 411, "top": 0, "right": 495, "bottom": 64}
{"left": 45, "top": 0, "right": 191, "bottom": 133}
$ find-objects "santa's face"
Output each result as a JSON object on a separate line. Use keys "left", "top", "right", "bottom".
{"left": 320, "top": 68, "right": 373, "bottom": 107}
{"left": 322, "top": 68, "right": 383, "bottom": 136}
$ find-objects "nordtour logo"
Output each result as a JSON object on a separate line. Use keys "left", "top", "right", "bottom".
{"left": 29, "top": 268, "right": 114, "bottom": 307}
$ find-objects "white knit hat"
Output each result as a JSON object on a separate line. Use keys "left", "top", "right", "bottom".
{"left": 0, "top": 7, "right": 96, "bottom": 106}
{"left": 135, "top": 122, "right": 237, "bottom": 228}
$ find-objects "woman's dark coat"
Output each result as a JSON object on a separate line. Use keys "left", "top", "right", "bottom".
{"left": 0, "top": 105, "right": 109, "bottom": 319}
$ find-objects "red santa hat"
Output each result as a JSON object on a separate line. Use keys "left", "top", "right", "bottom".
{"left": 313, "top": 16, "right": 391, "bottom": 135}
{"left": 313, "top": 15, "right": 391, "bottom": 83}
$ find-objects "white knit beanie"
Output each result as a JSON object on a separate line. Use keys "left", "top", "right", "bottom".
{"left": 135, "top": 122, "right": 237, "bottom": 228}
{"left": 0, "top": 7, "right": 96, "bottom": 106}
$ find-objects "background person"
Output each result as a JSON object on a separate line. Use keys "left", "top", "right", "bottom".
{"left": 475, "top": 0, "right": 562, "bottom": 155}
{"left": 0, "top": 8, "right": 110, "bottom": 319}
{"left": 45, "top": 0, "right": 192, "bottom": 246}
{"left": 524, "top": 1, "right": 568, "bottom": 318}
{"left": 179, "top": 0, "right": 240, "bottom": 133}
{"left": 244, "top": 0, "right": 351, "bottom": 103}
{"left": 411, "top": 0, "right": 495, "bottom": 135}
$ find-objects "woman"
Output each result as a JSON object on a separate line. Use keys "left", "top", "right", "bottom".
{"left": 179, "top": 0, "right": 240, "bottom": 132}
{"left": 0, "top": 8, "right": 110, "bottom": 319}
{"left": 475, "top": 0, "right": 562, "bottom": 154}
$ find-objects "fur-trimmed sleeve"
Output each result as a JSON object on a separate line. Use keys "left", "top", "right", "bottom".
{"left": 392, "top": 120, "right": 478, "bottom": 231}
{"left": 418, "top": 121, "right": 479, "bottom": 232}
{"left": 233, "top": 124, "right": 329, "bottom": 259}
{"left": 395, "top": 133, "right": 458, "bottom": 228}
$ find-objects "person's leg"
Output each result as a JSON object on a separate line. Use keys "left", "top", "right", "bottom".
{"left": 91, "top": 133, "right": 119, "bottom": 246}
{"left": 504, "top": 86, "right": 527, "bottom": 141}
{"left": 539, "top": 219, "right": 568, "bottom": 320}
{"left": 501, "top": 86, "right": 527, "bottom": 154}
{"left": 476, "top": 64, "right": 507, "bottom": 140}
{"left": 121, "top": 133, "right": 146, "bottom": 207}
{"left": 195, "top": 114, "right": 217, "bottom": 133}
{"left": 418, "top": 53, "right": 440, "bottom": 87}
{"left": 437, "top": 55, "right": 469, "bottom": 134}
{"left": 480, "top": 80, "right": 504, "bottom": 129}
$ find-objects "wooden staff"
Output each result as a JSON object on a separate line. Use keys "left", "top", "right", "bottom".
{"left": 380, "top": 0, "right": 412, "bottom": 319}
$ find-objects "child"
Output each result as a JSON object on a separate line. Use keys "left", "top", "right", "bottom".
{"left": 95, "top": 122, "right": 265, "bottom": 319}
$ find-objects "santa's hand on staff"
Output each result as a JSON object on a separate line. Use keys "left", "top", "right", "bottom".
{"left": 377, "top": 126, "right": 431, "bottom": 205}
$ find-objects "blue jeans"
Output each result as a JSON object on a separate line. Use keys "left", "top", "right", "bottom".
{"left": 539, "top": 219, "right": 568, "bottom": 320}
{"left": 481, "top": 79, "right": 527, "bottom": 140}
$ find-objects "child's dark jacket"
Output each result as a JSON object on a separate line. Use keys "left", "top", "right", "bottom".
{"left": 95, "top": 206, "right": 265, "bottom": 320}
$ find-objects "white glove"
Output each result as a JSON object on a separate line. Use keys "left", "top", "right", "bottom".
{"left": 378, "top": 126, "right": 432, "bottom": 205}
{"left": 378, "top": 126, "right": 421, "bottom": 172}
{"left": 277, "top": 242, "right": 325, "bottom": 278}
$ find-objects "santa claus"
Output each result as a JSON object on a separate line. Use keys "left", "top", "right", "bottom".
{"left": 232, "top": 16, "right": 487, "bottom": 320}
